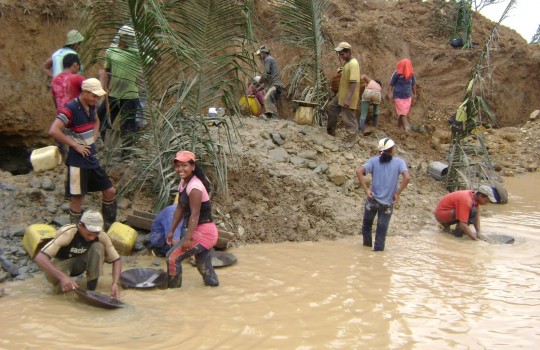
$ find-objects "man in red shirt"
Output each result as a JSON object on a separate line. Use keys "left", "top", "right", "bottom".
{"left": 51, "top": 53, "right": 86, "bottom": 113}
{"left": 434, "top": 185, "right": 500, "bottom": 240}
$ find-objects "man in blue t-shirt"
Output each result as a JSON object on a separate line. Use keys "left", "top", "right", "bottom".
{"left": 48, "top": 78, "right": 117, "bottom": 230}
{"left": 356, "top": 138, "right": 411, "bottom": 251}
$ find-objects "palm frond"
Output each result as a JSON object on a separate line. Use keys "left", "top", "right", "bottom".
{"left": 79, "top": 0, "right": 258, "bottom": 211}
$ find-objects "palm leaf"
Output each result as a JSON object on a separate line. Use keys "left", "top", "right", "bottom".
{"left": 79, "top": 0, "right": 258, "bottom": 211}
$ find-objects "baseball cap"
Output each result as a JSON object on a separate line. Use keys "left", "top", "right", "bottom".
{"left": 378, "top": 138, "right": 395, "bottom": 151}
{"left": 82, "top": 78, "right": 107, "bottom": 97}
{"left": 334, "top": 42, "right": 352, "bottom": 52}
{"left": 80, "top": 210, "right": 104, "bottom": 233}
{"left": 255, "top": 45, "right": 270, "bottom": 55}
{"left": 174, "top": 150, "right": 196, "bottom": 163}
{"left": 477, "top": 185, "right": 499, "bottom": 203}
{"left": 253, "top": 76, "right": 261, "bottom": 83}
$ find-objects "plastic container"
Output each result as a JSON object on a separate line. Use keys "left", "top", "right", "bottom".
{"left": 107, "top": 222, "right": 138, "bottom": 256}
{"left": 239, "top": 96, "right": 261, "bottom": 116}
{"left": 208, "top": 106, "right": 217, "bottom": 118}
{"left": 22, "top": 224, "right": 57, "bottom": 258}
{"left": 427, "top": 161, "right": 448, "bottom": 181}
{"left": 30, "top": 146, "right": 62, "bottom": 172}
{"left": 295, "top": 106, "right": 314, "bottom": 125}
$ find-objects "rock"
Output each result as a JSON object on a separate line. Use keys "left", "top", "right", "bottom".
{"left": 118, "top": 197, "right": 131, "bottom": 210}
{"left": 0, "top": 288, "right": 5, "bottom": 297}
{"left": 0, "top": 272, "right": 8, "bottom": 283}
{"left": 526, "top": 163, "right": 538, "bottom": 172}
{"left": 52, "top": 215, "right": 70, "bottom": 227}
{"left": 530, "top": 109, "right": 539, "bottom": 121}
{"left": 310, "top": 135, "right": 325, "bottom": 146}
{"left": 237, "top": 226, "right": 245, "bottom": 237}
{"left": 327, "top": 171, "right": 347, "bottom": 186}
{"left": 8, "top": 225, "right": 25, "bottom": 238}
{"left": 22, "top": 187, "right": 43, "bottom": 200}
{"left": 298, "top": 150, "right": 317, "bottom": 160}
{"left": 271, "top": 132, "right": 285, "bottom": 146}
{"left": 307, "top": 161, "right": 317, "bottom": 169}
{"left": 0, "top": 182, "right": 17, "bottom": 192}
{"left": 268, "top": 147, "right": 289, "bottom": 162}
{"left": 289, "top": 156, "right": 306, "bottom": 166}
{"left": 41, "top": 177, "right": 56, "bottom": 191}
{"left": 343, "top": 152, "right": 355, "bottom": 160}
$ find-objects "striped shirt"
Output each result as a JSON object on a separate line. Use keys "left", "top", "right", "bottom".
{"left": 56, "top": 98, "right": 99, "bottom": 168}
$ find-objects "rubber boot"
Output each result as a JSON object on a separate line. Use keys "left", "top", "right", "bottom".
{"left": 101, "top": 200, "right": 117, "bottom": 232}
{"left": 167, "top": 273, "right": 182, "bottom": 289}
{"left": 69, "top": 210, "right": 82, "bottom": 225}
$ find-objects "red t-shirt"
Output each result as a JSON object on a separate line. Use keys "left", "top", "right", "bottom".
{"left": 51, "top": 72, "right": 86, "bottom": 113}
{"left": 434, "top": 190, "right": 477, "bottom": 223}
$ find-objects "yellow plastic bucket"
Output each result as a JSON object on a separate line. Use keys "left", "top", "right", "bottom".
{"left": 23, "top": 224, "right": 57, "bottom": 258}
{"left": 30, "top": 146, "right": 62, "bottom": 172}
{"left": 107, "top": 222, "right": 138, "bottom": 256}
{"left": 239, "top": 96, "right": 261, "bottom": 116}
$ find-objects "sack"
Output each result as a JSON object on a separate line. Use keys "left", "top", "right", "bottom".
{"left": 330, "top": 72, "right": 341, "bottom": 94}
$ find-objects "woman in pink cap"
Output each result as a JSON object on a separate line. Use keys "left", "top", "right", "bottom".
{"left": 165, "top": 150, "right": 219, "bottom": 288}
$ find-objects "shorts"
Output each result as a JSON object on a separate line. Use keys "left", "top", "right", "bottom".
{"left": 65, "top": 165, "right": 113, "bottom": 196}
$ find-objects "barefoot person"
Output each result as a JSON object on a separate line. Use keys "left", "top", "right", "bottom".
{"left": 389, "top": 58, "right": 416, "bottom": 132}
{"left": 434, "top": 185, "right": 501, "bottom": 240}
{"left": 166, "top": 151, "right": 219, "bottom": 288}
{"left": 356, "top": 138, "right": 410, "bottom": 251}
{"left": 34, "top": 210, "right": 122, "bottom": 299}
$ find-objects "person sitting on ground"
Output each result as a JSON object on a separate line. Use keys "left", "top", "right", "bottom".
{"left": 434, "top": 185, "right": 501, "bottom": 240}
{"left": 166, "top": 150, "right": 219, "bottom": 288}
{"left": 144, "top": 205, "right": 185, "bottom": 257}
{"left": 43, "top": 29, "right": 85, "bottom": 79}
{"left": 34, "top": 210, "right": 122, "bottom": 299}
{"left": 51, "top": 53, "right": 86, "bottom": 114}
{"left": 247, "top": 75, "right": 265, "bottom": 110}
{"left": 358, "top": 74, "right": 382, "bottom": 133}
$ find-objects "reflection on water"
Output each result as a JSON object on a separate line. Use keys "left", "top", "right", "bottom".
{"left": 1, "top": 174, "right": 539, "bottom": 349}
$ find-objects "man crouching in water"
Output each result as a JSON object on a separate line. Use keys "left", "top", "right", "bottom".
{"left": 34, "top": 210, "right": 122, "bottom": 298}
{"left": 434, "top": 185, "right": 501, "bottom": 240}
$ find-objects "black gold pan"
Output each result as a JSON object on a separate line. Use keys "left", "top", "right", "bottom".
{"left": 73, "top": 288, "right": 125, "bottom": 309}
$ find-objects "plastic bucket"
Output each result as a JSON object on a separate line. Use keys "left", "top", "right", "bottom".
{"left": 107, "top": 222, "right": 138, "bottom": 256}
{"left": 427, "top": 161, "right": 448, "bottom": 181}
{"left": 239, "top": 96, "right": 261, "bottom": 116}
{"left": 23, "top": 224, "right": 57, "bottom": 258}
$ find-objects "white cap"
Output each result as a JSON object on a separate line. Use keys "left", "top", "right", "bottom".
{"left": 334, "top": 42, "right": 352, "bottom": 52}
{"left": 378, "top": 138, "right": 395, "bottom": 151}
{"left": 253, "top": 76, "right": 261, "bottom": 83}
{"left": 80, "top": 210, "right": 104, "bottom": 233}
{"left": 82, "top": 78, "right": 107, "bottom": 97}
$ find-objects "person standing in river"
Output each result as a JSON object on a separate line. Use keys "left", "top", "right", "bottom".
{"left": 165, "top": 150, "right": 219, "bottom": 288}
{"left": 356, "top": 138, "right": 410, "bottom": 251}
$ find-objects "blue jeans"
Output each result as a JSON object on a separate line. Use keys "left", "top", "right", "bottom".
{"left": 361, "top": 197, "right": 394, "bottom": 251}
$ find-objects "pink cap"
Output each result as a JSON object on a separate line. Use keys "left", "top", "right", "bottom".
{"left": 174, "top": 150, "right": 196, "bottom": 163}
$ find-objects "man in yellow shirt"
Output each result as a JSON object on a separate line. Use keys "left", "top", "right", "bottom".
{"left": 326, "top": 42, "right": 361, "bottom": 147}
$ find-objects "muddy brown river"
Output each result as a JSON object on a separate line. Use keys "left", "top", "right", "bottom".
{"left": 0, "top": 174, "right": 539, "bottom": 349}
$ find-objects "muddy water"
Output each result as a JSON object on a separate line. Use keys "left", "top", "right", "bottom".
{"left": 1, "top": 175, "right": 539, "bottom": 349}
